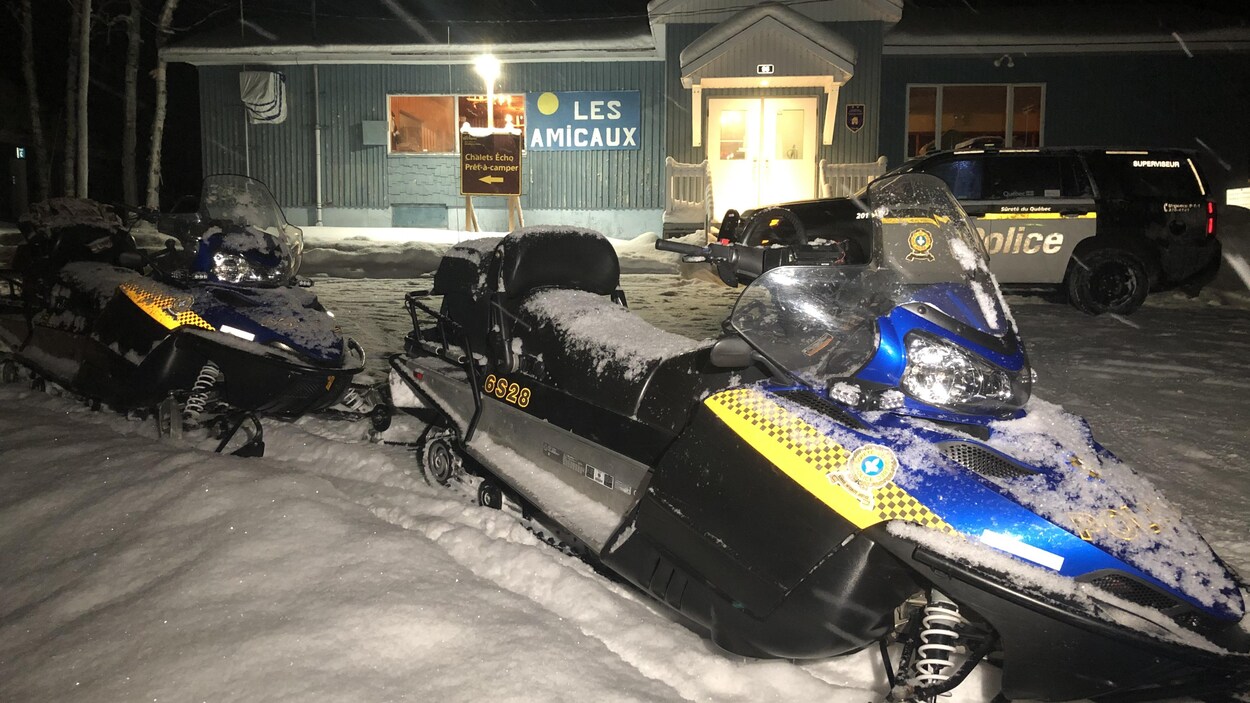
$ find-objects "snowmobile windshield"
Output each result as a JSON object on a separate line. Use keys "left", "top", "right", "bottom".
{"left": 199, "top": 175, "right": 304, "bottom": 277}
{"left": 729, "top": 173, "right": 1016, "bottom": 390}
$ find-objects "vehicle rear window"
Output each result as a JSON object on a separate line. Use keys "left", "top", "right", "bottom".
{"left": 1085, "top": 154, "right": 1204, "bottom": 199}
{"left": 918, "top": 154, "right": 1093, "bottom": 201}
{"left": 922, "top": 158, "right": 983, "bottom": 199}
{"left": 982, "top": 155, "right": 1092, "bottom": 199}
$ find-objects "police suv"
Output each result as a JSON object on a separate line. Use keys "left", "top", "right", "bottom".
{"left": 888, "top": 147, "right": 1220, "bottom": 314}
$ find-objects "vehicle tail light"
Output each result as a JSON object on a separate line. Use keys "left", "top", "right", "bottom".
{"left": 1207, "top": 200, "right": 1216, "bottom": 237}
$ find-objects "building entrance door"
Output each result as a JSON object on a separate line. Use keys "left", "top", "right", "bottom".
{"left": 708, "top": 97, "right": 818, "bottom": 214}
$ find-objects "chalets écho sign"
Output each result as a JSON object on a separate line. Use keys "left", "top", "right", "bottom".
{"left": 459, "top": 129, "right": 523, "bottom": 196}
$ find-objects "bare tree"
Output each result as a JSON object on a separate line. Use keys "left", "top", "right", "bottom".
{"left": 145, "top": 0, "right": 181, "bottom": 209}
{"left": 62, "top": 0, "right": 82, "bottom": 196}
{"left": 122, "top": 0, "right": 142, "bottom": 204}
{"left": 17, "top": 0, "right": 52, "bottom": 201}
{"left": 76, "top": 0, "right": 93, "bottom": 198}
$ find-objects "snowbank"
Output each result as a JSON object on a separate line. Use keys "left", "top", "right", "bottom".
{"left": 299, "top": 229, "right": 687, "bottom": 279}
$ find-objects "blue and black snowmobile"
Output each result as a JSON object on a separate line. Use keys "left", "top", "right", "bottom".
{"left": 388, "top": 173, "right": 1248, "bottom": 701}
{"left": 0, "top": 175, "right": 371, "bottom": 455}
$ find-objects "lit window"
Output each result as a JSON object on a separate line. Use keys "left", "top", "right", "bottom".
{"left": 390, "top": 96, "right": 455, "bottom": 153}
{"left": 388, "top": 95, "right": 527, "bottom": 154}
{"left": 906, "top": 85, "right": 1045, "bottom": 157}
{"left": 457, "top": 95, "right": 526, "bottom": 132}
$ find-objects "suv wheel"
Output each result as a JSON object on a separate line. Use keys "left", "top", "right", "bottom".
{"left": 1065, "top": 248, "right": 1149, "bottom": 315}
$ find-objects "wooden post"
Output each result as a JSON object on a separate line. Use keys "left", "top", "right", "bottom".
{"left": 464, "top": 195, "right": 479, "bottom": 232}
{"left": 506, "top": 195, "right": 524, "bottom": 231}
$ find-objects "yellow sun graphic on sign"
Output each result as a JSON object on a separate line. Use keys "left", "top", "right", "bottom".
{"left": 536, "top": 92, "right": 560, "bottom": 115}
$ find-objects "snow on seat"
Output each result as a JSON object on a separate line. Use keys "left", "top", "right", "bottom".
{"left": 496, "top": 226, "right": 740, "bottom": 429}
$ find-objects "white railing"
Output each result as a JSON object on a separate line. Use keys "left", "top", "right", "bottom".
{"left": 663, "top": 157, "right": 715, "bottom": 229}
{"left": 818, "top": 156, "right": 889, "bottom": 198}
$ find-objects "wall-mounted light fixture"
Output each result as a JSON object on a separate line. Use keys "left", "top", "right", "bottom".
{"left": 473, "top": 53, "right": 502, "bottom": 129}
{"left": 993, "top": 54, "right": 1015, "bottom": 68}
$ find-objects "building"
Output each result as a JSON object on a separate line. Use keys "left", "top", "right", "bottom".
{"left": 165, "top": 1, "right": 1250, "bottom": 236}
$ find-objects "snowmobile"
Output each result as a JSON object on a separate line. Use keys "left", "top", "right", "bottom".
{"left": 387, "top": 174, "right": 1249, "bottom": 701}
{"left": 0, "top": 175, "right": 369, "bottom": 455}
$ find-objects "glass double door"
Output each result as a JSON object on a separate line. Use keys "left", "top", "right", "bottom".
{"left": 708, "top": 97, "right": 818, "bottom": 214}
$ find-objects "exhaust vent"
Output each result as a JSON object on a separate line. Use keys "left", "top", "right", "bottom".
{"left": 1086, "top": 573, "right": 1179, "bottom": 612}
{"left": 939, "top": 442, "right": 1037, "bottom": 481}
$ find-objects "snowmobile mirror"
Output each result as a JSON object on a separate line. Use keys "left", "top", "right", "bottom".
{"left": 709, "top": 336, "right": 753, "bottom": 369}
{"left": 718, "top": 209, "right": 741, "bottom": 242}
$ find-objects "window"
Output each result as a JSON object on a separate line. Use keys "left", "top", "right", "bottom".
{"left": 984, "top": 156, "right": 1062, "bottom": 199}
{"left": 457, "top": 95, "right": 526, "bottom": 133}
{"left": 390, "top": 96, "right": 455, "bottom": 153}
{"left": 921, "top": 154, "right": 1092, "bottom": 201}
{"left": 905, "top": 85, "right": 1045, "bottom": 158}
{"left": 925, "top": 158, "right": 984, "bottom": 200}
{"left": 718, "top": 109, "right": 747, "bottom": 160}
{"left": 1083, "top": 153, "right": 1203, "bottom": 199}
{"left": 389, "top": 95, "right": 526, "bottom": 154}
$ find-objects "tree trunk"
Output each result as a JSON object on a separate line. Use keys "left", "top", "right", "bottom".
{"left": 18, "top": 0, "right": 52, "bottom": 202}
{"left": 145, "top": 0, "right": 181, "bottom": 209}
{"left": 76, "top": 0, "right": 92, "bottom": 199}
{"left": 122, "top": 0, "right": 141, "bottom": 204}
{"left": 62, "top": 0, "right": 81, "bottom": 196}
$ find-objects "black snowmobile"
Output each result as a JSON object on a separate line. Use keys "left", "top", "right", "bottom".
{"left": 388, "top": 174, "right": 1249, "bottom": 701}
{"left": 0, "top": 176, "right": 370, "bottom": 454}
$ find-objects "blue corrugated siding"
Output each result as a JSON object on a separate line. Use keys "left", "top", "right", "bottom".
{"left": 832, "top": 23, "right": 884, "bottom": 165}
{"left": 199, "top": 66, "right": 315, "bottom": 208}
{"left": 198, "top": 61, "right": 666, "bottom": 212}
{"left": 664, "top": 24, "right": 708, "bottom": 167}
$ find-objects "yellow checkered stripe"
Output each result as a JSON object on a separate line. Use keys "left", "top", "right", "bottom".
{"left": 120, "top": 282, "right": 215, "bottom": 331}
{"left": 880, "top": 215, "right": 949, "bottom": 226}
{"left": 981, "top": 212, "right": 1096, "bottom": 220}
{"left": 705, "top": 388, "right": 953, "bottom": 534}
{"left": 875, "top": 483, "right": 952, "bottom": 533}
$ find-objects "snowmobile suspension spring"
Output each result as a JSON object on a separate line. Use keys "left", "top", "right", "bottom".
{"left": 914, "top": 592, "right": 968, "bottom": 687}
{"left": 183, "top": 360, "right": 223, "bottom": 422}
{"left": 338, "top": 386, "right": 370, "bottom": 413}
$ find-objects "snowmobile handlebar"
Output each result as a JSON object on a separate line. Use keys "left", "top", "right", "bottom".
{"left": 654, "top": 239, "right": 776, "bottom": 286}
{"left": 653, "top": 239, "right": 709, "bottom": 257}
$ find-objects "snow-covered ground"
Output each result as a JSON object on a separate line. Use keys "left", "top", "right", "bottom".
{"left": 2, "top": 218, "right": 1249, "bottom": 702}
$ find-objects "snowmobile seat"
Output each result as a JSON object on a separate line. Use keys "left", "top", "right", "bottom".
{"left": 426, "top": 237, "right": 500, "bottom": 355}
{"left": 495, "top": 226, "right": 621, "bottom": 303}
{"left": 489, "top": 227, "right": 624, "bottom": 372}
{"left": 518, "top": 288, "right": 705, "bottom": 420}
{"left": 20, "top": 198, "right": 136, "bottom": 272}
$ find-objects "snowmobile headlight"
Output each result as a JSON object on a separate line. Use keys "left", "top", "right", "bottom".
{"left": 211, "top": 252, "right": 287, "bottom": 285}
{"left": 212, "top": 252, "right": 256, "bottom": 283}
{"left": 901, "top": 333, "right": 1024, "bottom": 413}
